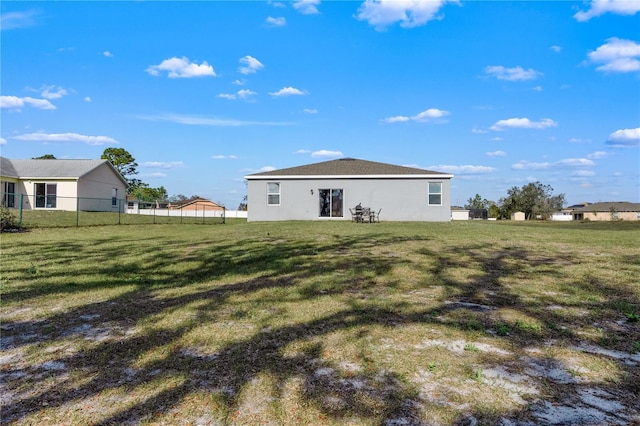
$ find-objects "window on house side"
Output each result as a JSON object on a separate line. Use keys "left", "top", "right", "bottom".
{"left": 35, "top": 183, "right": 57, "bottom": 208}
{"left": 267, "top": 182, "right": 280, "bottom": 205}
{"left": 428, "top": 182, "right": 442, "bottom": 206}
{"left": 112, "top": 188, "right": 118, "bottom": 207}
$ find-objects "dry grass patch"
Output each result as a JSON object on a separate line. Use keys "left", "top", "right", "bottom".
{"left": 2, "top": 221, "right": 639, "bottom": 425}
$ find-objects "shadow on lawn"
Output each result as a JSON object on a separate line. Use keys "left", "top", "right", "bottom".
{"left": 2, "top": 230, "right": 639, "bottom": 425}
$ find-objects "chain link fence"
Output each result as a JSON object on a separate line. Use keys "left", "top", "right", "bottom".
{"left": 3, "top": 193, "right": 229, "bottom": 228}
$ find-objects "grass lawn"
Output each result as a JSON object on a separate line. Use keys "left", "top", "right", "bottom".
{"left": 1, "top": 220, "right": 639, "bottom": 425}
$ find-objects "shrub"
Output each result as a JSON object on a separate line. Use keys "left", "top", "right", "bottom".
{"left": 0, "top": 206, "right": 20, "bottom": 231}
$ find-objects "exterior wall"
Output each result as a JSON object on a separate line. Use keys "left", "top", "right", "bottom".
{"left": 77, "top": 164, "right": 127, "bottom": 211}
{"left": 19, "top": 179, "right": 78, "bottom": 211}
{"left": 511, "top": 212, "right": 525, "bottom": 221}
{"left": 579, "top": 211, "right": 639, "bottom": 221}
{"left": 551, "top": 212, "right": 573, "bottom": 221}
{"left": 247, "top": 177, "right": 451, "bottom": 222}
{"left": 451, "top": 210, "right": 469, "bottom": 220}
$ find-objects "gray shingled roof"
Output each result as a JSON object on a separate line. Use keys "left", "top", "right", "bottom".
{"left": 246, "top": 158, "right": 453, "bottom": 178}
{"left": 0, "top": 157, "right": 19, "bottom": 178}
{"left": 571, "top": 202, "right": 640, "bottom": 212}
{"left": 0, "top": 157, "right": 128, "bottom": 186}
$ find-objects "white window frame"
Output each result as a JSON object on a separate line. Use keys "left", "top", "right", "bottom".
{"left": 428, "top": 182, "right": 442, "bottom": 206}
{"left": 34, "top": 183, "right": 57, "bottom": 208}
{"left": 267, "top": 182, "right": 281, "bottom": 206}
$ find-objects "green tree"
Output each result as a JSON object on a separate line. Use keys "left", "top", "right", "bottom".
{"left": 237, "top": 195, "right": 248, "bottom": 211}
{"left": 32, "top": 154, "right": 56, "bottom": 159}
{"left": 101, "top": 148, "right": 139, "bottom": 189}
{"left": 464, "top": 194, "right": 490, "bottom": 209}
{"left": 499, "top": 182, "right": 564, "bottom": 220}
{"left": 130, "top": 184, "right": 168, "bottom": 203}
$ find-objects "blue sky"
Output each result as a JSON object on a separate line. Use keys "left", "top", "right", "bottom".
{"left": 1, "top": 0, "right": 639, "bottom": 209}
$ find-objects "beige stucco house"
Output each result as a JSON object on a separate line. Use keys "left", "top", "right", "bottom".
{"left": 571, "top": 202, "right": 640, "bottom": 221}
{"left": 1, "top": 157, "right": 128, "bottom": 212}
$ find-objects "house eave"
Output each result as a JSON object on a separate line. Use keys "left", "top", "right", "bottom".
{"left": 245, "top": 174, "right": 454, "bottom": 180}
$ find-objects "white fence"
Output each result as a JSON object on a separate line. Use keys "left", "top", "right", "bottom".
{"left": 126, "top": 208, "right": 247, "bottom": 219}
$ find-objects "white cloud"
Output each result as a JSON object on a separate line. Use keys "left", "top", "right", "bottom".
{"left": 103, "top": 51, "right": 114, "bottom": 58}
{"left": 533, "top": 86, "right": 543, "bottom": 92}
{"left": 233, "top": 79, "right": 247, "bottom": 85}
{"left": 427, "top": 165, "right": 495, "bottom": 175}
{"left": 293, "top": 0, "right": 320, "bottom": 14}
{"left": 269, "top": 86, "right": 307, "bottom": 96}
{"left": 0, "top": 95, "right": 55, "bottom": 110}
{"left": 569, "top": 137, "right": 591, "bottom": 143}
{"left": 574, "top": 0, "right": 640, "bottom": 21}
{"left": 413, "top": 108, "right": 449, "bottom": 121}
{"left": 136, "top": 113, "right": 293, "bottom": 127}
{"left": 471, "top": 127, "right": 488, "bottom": 134}
{"left": 140, "top": 172, "right": 167, "bottom": 178}
{"left": 1, "top": 10, "right": 38, "bottom": 30}
{"left": 587, "top": 37, "right": 640, "bottom": 73}
{"left": 556, "top": 158, "right": 596, "bottom": 167}
{"left": 587, "top": 151, "right": 608, "bottom": 159}
{"left": 606, "top": 127, "right": 640, "bottom": 146}
{"left": 12, "top": 132, "right": 118, "bottom": 145}
{"left": 490, "top": 137, "right": 503, "bottom": 141}
{"left": 146, "top": 56, "right": 216, "bottom": 78}
{"left": 303, "top": 108, "right": 318, "bottom": 114}
{"left": 383, "top": 108, "right": 449, "bottom": 124}
{"left": 238, "top": 55, "right": 264, "bottom": 74}
{"left": 384, "top": 115, "right": 411, "bottom": 123}
{"left": 355, "top": 0, "right": 458, "bottom": 30}
{"left": 550, "top": 45, "right": 562, "bottom": 52}
{"left": 312, "top": 150, "right": 344, "bottom": 158}
{"left": 217, "top": 89, "right": 257, "bottom": 100}
{"left": 212, "top": 155, "right": 239, "bottom": 159}
{"left": 266, "top": 16, "right": 287, "bottom": 27}
{"left": 490, "top": 117, "right": 557, "bottom": 131}
{"left": 256, "top": 166, "right": 277, "bottom": 173}
{"left": 512, "top": 158, "right": 595, "bottom": 170}
{"left": 84, "top": 96, "right": 92, "bottom": 102}
{"left": 268, "top": 1, "right": 287, "bottom": 8}
{"left": 0, "top": 137, "right": 6, "bottom": 145}
{"left": 40, "top": 85, "right": 68, "bottom": 100}
{"left": 140, "top": 161, "right": 184, "bottom": 169}
{"left": 295, "top": 149, "right": 311, "bottom": 154}
{"left": 572, "top": 170, "right": 596, "bottom": 177}
{"left": 484, "top": 65, "right": 543, "bottom": 81}
{"left": 486, "top": 150, "right": 506, "bottom": 157}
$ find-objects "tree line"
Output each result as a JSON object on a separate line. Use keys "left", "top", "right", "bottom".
{"left": 464, "top": 182, "right": 565, "bottom": 220}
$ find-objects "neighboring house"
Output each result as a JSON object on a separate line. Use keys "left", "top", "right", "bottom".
{"left": 0, "top": 157, "right": 128, "bottom": 211}
{"left": 244, "top": 158, "right": 453, "bottom": 222}
{"left": 571, "top": 202, "right": 640, "bottom": 221}
{"left": 173, "top": 197, "right": 224, "bottom": 211}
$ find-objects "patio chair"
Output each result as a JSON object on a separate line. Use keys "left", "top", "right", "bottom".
{"left": 349, "top": 208, "right": 357, "bottom": 222}
{"left": 371, "top": 208, "right": 381, "bottom": 223}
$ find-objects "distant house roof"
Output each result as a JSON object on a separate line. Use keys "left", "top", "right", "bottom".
{"left": 175, "top": 197, "right": 224, "bottom": 209}
{"left": 0, "top": 157, "right": 128, "bottom": 187}
{"left": 571, "top": 202, "right": 640, "bottom": 212}
{"left": 245, "top": 158, "right": 454, "bottom": 179}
